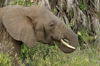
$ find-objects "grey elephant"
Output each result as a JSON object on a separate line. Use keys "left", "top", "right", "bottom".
{"left": 0, "top": 5, "right": 78, "bottom": 65}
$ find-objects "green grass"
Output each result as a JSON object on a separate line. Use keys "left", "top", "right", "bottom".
{"left": 0, "top": 43, "right": 100, "bottom": 66}
{"left": 0, "top": 52, "right": 15, "bottom": 66}
{"left": 18, "top": 43, "right": 100, "bottom": 66}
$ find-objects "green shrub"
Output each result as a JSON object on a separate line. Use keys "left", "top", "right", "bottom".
{"left": 0, "top": 52, "right": 15, "bottom": 66}
{"left": 10, "top": 0, "right": 33, "bottom": 6}
{"left": 20, "top": 42, "right": 100, "bottom": 66}
{"left": 79, "top": 3, "right": 87, "bottom": 11}
{"left": 0, "top": 41, "right": 20, "bottom": 66}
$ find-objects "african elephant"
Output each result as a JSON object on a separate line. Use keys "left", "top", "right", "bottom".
{"left": 0, "top": 5, "right": 78, "bottom": 65}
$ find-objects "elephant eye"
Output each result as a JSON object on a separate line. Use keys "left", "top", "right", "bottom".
{"left": 50, "top": 23, "right": 54, "bottom": 27}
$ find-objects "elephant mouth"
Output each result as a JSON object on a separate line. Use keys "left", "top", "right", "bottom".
{"left": 51, "top": 36, "right": 76, "bottom": 49}
{"left": 60, "top": 39, "right": 75, "bottom": 49}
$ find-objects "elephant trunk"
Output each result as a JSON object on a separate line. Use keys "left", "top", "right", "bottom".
{"left": 57, "top": 26, "right": 78, "bottom": 53}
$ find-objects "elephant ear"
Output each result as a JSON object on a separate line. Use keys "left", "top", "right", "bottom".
{"left": 2, "top": 9, "right": 37, "bottom": 48}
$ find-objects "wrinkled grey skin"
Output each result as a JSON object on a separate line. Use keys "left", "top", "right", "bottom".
{"left": 0, "top": 5, "right": 78, "bottom": 65}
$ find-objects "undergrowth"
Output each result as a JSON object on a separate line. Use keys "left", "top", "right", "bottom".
{"left": 0, "top": 43, "right": 100, "bottom": 66}
{"left": 18, "top": 43, "right": 100, "bottom": 66}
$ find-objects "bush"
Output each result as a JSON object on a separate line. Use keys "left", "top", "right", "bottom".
{"left": 20, "top": 43, "right": 100, "bottom": 66}
{"left": 0, "top": 52, "right": 15, "bottom": 66}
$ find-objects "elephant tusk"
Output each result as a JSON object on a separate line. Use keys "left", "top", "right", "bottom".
{"left": 60, "top": 39, "right": 75, "bottom": 49}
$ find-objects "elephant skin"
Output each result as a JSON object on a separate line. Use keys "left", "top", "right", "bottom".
{"left": 0, "top": 5, "right": 78, "bottom": 65}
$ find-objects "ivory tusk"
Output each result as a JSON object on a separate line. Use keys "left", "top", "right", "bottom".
{"left": 60, "top": 39, "right": 75, "bottom": 49}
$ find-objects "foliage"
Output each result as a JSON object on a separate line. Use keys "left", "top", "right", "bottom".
{"left": 10, "top": 0, "right": 33, "bottom": 6}
{"left": 0, "top": 52, "right": 15, "bottom": 66}
{"left": 53, "top": 8, "right": 57, "bottom": 14}
{"left": 79, "top": 3, "right": 87, "bottom": 11}
{"left": 0, "top": 41, "right": 20, "bottom": 66}
{"left": 0, "top": 42, "right": 100, "bottom": 66}
{"left": 78, "top": 27, "right": 93, "bottom": 45}
{"left": 19, "top": 43, "right": 100, "bottom": 66}
{"left": 98, "top": 12, "right": 100, "bottom": 17}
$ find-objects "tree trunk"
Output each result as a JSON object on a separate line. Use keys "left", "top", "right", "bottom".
{"left": 0, "top": 0, "right": 10, "bottom": 7}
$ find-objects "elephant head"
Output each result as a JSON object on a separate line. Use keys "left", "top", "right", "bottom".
{"left": 2, "top": 5, "right": 78, "bottom": 53}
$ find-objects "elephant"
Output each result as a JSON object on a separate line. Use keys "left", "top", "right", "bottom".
{"left": 0, "top": 5, "right": 78, "bottom": 65}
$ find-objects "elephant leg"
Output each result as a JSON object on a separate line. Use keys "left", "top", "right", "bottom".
{"left": 10, "top": 38, "right": 22, "bottom": 66}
